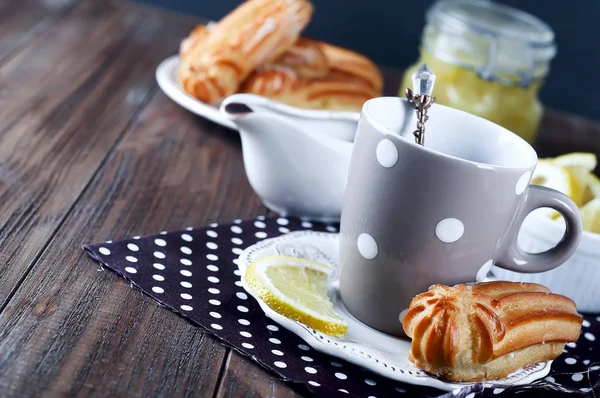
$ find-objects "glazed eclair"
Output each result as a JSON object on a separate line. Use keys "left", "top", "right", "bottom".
{"left": 402, "top": 281, "right": 582, "bottom": 382}
{"left": 178, "top": 0, "right": 313, "bottom": 103}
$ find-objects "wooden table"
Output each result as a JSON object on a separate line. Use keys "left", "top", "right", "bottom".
{"left": 0, "top": 1, "right": 598, "bottom": 396}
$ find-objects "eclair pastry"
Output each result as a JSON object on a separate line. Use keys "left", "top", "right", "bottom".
{"left": 402, "top": 281, "right": 582, "bottom": 382}
{"left": 179, "top": 24, "right": 212, "bottom": 59}
{"left": 318, "top": 42, "right": 383, "bottom": 92}
{"left": 242, "top": 38, "right": 382, "bottom": 111}
{"left": 178, "top": 0, "right": 313, "bottom": 103}
{"left": 242, "top": 66, "right": 380, "bottom": 111}
{"left": 271, "top": 37, "right": 330, "bottom": 79}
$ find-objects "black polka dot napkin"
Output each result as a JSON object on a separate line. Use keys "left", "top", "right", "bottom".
{"left": 84, "top": 217, "right": 600, "bottom": 398}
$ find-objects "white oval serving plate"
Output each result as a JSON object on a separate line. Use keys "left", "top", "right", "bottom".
{"left": 237, "top": 230, "right": 552, "bottom": 392}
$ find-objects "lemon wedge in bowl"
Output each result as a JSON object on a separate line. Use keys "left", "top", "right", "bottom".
{"left": 552, "top": 152, "right": 597, "bottom": 171}
{"left": 531, "top": 160, "right": 583, "bottom": 216}
{"left": 244, "top": 255, "right": 348, "bottom": 336}
{"left": 586, "top": 172, "right": 600, "bottom": 199}
{"left": 550, "top": 153, "right": 597, "bottom": 206}
{"left": 580, "top": 198, "right": 600, "bottom": 233}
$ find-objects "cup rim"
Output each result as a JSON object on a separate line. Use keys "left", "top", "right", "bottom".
{"left": 362, "top": 96, "right": 538, "bottom": 171}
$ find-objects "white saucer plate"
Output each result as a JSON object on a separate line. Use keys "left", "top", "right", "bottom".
{"left": 237, "top": 230, "right": 552, "bottom": 392}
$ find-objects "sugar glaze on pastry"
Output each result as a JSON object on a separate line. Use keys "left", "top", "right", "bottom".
{"left": 242, "top": 38, "right": 383, "bottom": 111}
{"left": 178, "top": 0, "right": 312, "bottom": 104}
{"left": 402, "top": 281, "right": 582, "bottom": 382}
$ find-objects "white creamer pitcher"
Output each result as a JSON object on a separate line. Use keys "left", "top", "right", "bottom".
{"left": 220, "top": 94, "right": 359, "bottom": 221}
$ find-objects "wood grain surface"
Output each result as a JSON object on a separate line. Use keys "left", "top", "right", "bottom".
{"left": 0, "top": 1, "right": 598, "bottom": 397}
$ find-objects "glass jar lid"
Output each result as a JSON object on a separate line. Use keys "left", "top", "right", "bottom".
{"left": 423, "top": 0, "right": 556, "bottom": 86}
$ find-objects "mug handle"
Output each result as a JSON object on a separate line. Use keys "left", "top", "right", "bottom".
{"left": 495, "top": 185, "right": 583, "bottom": 273}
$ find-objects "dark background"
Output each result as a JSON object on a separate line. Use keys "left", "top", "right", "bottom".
{"left": 135, "top": 0, "right": 600, "bottom": 121}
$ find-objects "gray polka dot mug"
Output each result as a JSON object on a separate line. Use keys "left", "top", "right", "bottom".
{"left": 339, "top": 97, "right": 583, "bottom": 337}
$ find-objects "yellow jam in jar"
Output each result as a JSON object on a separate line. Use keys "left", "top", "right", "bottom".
{"left": 401, "top": 0, "right": 556, "bottom": 144}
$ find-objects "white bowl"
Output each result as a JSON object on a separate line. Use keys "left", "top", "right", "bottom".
{"left": 491, "top": 212, "right": 600, "bottom": 312}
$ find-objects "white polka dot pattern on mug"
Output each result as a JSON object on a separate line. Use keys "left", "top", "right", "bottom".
{"left": 476, "top": 260, "right": 493, "bottom": 282}
{"left": 398, "top": 308, "right": 409, "bottom": 324}
{"left": 435, "top": 218, "right": 464, "bottom": 243}
{"left": 357, "top": 233, "right": 378, "bottom": 259}
{"left": 515, "top": 171, "right": 532, "bottom": 195}
{"left": 376, "top": 139, "right": 399, "bottom": 168}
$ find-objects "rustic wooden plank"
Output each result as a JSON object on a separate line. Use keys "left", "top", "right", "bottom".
{"left": 0, "top": 1, "right": 200, "bottom": 308}
{"left": 0, "top": 85, "right": 265, "bottom": 395}
{"left": 216, "top": 351, "right": 305, "bottom": 398}
{"left": 0, "top": 0, "right": 79, "bottom": 66}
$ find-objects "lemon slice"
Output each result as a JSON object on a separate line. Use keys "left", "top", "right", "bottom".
{"left": 580, "top": 198, "right": 600, "bottom": 233}
{"left": 552, "top": 152, "right": 597, "bottom": 172}
{"left": 532, "top": 160, "right": 572, "bottom": 193}
{"left": 244, "top": 255, "right": 348, "bottom": 336}
{"left": 531, "top": 161, "right": 581, "bottom": 216}
{"left": 563, "top": 167, "right": 586, "bottom": 206}
{"left": 586, "top": 172, "right": 600, "bottom": 199}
